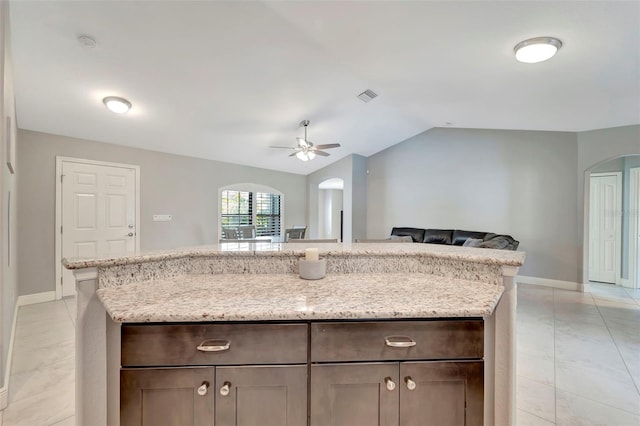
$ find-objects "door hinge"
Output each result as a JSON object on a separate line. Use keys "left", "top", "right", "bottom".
{"left": 60, "top": 174, "right": 65, "bottom": 183}
{"left": 60, "top": 226, "right": 63, "bottom": 234}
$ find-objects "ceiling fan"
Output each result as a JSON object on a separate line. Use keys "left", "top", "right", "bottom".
{"left": 270, "top": 120, "right": 341, "bottom": 161}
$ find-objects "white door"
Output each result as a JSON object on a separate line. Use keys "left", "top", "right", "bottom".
{"left": 589, "top": 173, "right": 621, "bottom": 284}
{"left": 59, "top": 159, "right": 138, "bottom": 297}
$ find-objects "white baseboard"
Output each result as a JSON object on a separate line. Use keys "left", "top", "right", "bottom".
{"left": 17, "top": 291, "right": 56, "bottom": 307}
{"left": 516, "top": 275, "right": 582, "bottom": 291}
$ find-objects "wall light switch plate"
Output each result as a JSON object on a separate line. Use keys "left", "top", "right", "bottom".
{"left": 153, "top": 215, "right": 173, "bottom": 221}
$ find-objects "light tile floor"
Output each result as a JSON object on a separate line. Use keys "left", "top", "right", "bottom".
{"left": 1, "top": 297, "right": 76, "bottom": 426}
{"left": 517, "top": 283, "right": 640, "bottom": 425}
{"left": 1, "top": 284, "right": 639, "bottom": 425}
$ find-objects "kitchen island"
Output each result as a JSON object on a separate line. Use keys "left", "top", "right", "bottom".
{"left": 64, "top": 242, "right": 525, "bottom": 426}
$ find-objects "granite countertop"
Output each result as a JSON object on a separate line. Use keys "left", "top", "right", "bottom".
{"left": 64, "top": 242, "right": 526, "bottom": 269}
{"left": 97, "top": 273, "right": 504, "bottom": 323}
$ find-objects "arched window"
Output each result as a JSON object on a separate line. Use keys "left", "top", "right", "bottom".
{"left": 219, "top": 184, "right": 283, "bottom": 240}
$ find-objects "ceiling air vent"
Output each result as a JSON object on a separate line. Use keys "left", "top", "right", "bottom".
{"left": 357, "top": 89, "right": 378, "bottom": 103}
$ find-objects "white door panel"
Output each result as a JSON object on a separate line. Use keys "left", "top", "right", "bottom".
{"left": 60, "top": 160, "right": 138, "bottom": 297}
{"left": 589, "top": 174, "right": 621, "bottom": 284}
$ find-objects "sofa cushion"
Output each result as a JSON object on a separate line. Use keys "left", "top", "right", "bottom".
{"left": 423, "top": 229, "right": 454, "bottom": 244}
{"left": 391, "top": 227, "right": 426, "bottom": 243}
{"left": 452, "top": 230, "right": 489, "bottom": 246}
{"left": 390, "top": 235, "right": 414, "bottom": 242}
{"left": 478, "top": 234, "right": 519, "bottom": 250}
{"left": 462, "top": 238, "right": 484, "bottom": 247}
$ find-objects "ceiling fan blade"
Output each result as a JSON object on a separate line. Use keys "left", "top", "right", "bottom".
{"left": 313, "top": 150, "right": 330, "bottom": 157}
{"left": 289, "top": 152, "right": 299, "bottom": 157}
{"left": 314, "top": 143, "right": 341, "bottom": 150}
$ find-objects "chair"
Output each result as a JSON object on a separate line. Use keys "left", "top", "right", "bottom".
{"left": 237, "top": 225, "right": 256, "bottom": 239}
{"left": 222, "top": 228, "right": 238, "bottom": 239}
{"left": 284, "top": 227, "right": 307, "bottom": 242}
{"left": 288, "top": 238, "right": 337, "bottom": 243}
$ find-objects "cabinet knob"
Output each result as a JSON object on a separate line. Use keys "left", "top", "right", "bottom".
{"left": 405, "top": 376, "right": 417, "bottom": 391}
{"left": 197, "top": 381, "right": 209, "bottom": 396}
{"left": 384, "top": 377, "right": 396, "bottom": 391}
{"left": 220, "top": 381, "right": 231, "bottom": 396}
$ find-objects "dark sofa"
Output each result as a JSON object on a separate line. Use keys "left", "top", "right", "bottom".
{"left": 391, "top": 227, "right": 519, "bottom": 250}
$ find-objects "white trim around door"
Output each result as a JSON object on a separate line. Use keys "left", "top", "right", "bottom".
{"left": 55, "top": 157, "right": 141, "bottom": 300}
{"left": 629, "top": 167, "right": 640, "bottom": 289}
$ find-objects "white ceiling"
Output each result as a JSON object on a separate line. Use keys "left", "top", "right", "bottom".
{"left": 9, "top": 1, "right": 640, "bottom": 175}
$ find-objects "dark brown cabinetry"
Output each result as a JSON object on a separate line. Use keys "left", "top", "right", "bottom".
{"left": 120, "top": 323, "right": 308, "bottom": 426}
{"left": 310, "top": 320, "right": 484, "bottom": 426}
{"left": 119, "top": 319, "right": 484, "bottom": 426}
{"left": 120, "top": 367, "right": 214, "bottom": 426}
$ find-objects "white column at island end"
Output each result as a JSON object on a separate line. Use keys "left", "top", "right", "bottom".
{"left": 73, "top": 267, "right": 107, "bottom": 426}
{"left": 495, "top": 265, "right": 519, "bottom": 426}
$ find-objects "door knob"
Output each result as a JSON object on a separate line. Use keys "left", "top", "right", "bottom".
{"left": 128, "top": 232, "right": 134, "bottom": 237}
{"left": 220, "top": 381, "right": 231, "bottom": 396}
{"left": 384, "top": 377, "right": 396, "bottom": 391}
{"left": 197, "top": 381, "right": 209, "bottom": 396}
{"left": 128, "top": 224, "right": 134, "bottom": 229}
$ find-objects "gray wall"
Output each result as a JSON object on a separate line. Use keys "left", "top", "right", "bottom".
{"left": 1, "top": 0, "right": 18, "bottom": 389}
{"left": 307, "top": 154, "right": 367, "bottom": 242}
{"left": 17, "top": 130, "right": 306, "bottom": 296}
{"left": 367, "top": 127, "right": 578, "bottom": 281}
{"left": 577, "top": 125, "right": 640, "bottom": 282}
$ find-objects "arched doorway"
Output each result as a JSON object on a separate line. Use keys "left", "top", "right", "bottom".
{"left": 318, "top": 178, "right": 344, "bottom": 241}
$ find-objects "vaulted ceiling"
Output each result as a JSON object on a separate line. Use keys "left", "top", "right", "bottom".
{"left": 9, "top": 1, "right": 640, "bottom": 174}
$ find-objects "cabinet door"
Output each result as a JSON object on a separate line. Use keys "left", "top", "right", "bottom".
{"left": 121, "top": 367, "right": 214, "bottom": 426}
{"left": 399, "top": 361, "right": 483, "bottom": 426}
{"left": 215, "top": 365, "right": 307, "bottom": 426}
{"left": 311, "top": 363, "right": 399, "bottom": 426}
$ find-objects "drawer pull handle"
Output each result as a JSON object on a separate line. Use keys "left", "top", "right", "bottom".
{"left": 384, "top": 377, "right": 396, "bottom": 391}
{"left": 197, "top": 339, "right": 230, "bottom": 352}
{"left": 384, "top": 336, "right": 416, "bottom": 348}
{"left": 197, "top": 381, "right": 209, "bottom": 396}
{"left": 405, "top": 376, "right": 417, "bottom": 391}
{"left": 220, "top": 381, "right": 231, "bottom": 396}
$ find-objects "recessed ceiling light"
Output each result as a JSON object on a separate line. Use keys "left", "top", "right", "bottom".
{"left": 102, "top": 96, "right": 132, "bottom": 114}
{"left": 514, "top": 37, "right": 562, "bottom": 63}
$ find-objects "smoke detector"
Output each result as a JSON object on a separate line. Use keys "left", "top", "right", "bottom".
{"left": 77, "top": 35, "right": 97, "bottom": 49}
{"left": 357, "top": 89, "right": 378, "bottom": 103}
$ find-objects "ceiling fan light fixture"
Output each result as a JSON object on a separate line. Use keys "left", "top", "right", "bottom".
{"left": 514, "top": 37, "right": 562, "bottom": 63}
{"left": 307, "top": 151, "right": 316, "bottom": 160}
{"left": 296, "top": 151, "right": 309, "bottom": 161}
{"left": 103, "top": 96, "right": 132, "bottom": 114}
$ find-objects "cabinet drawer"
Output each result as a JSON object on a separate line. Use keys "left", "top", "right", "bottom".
{"left": 311, "top": 320, "right": 483, "bottom": 362}
{"left": 122, "top": 323, "right": 308, "bottom": 367}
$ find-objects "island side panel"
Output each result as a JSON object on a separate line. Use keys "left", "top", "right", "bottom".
{"left": 75, "top": 268, "right": 107, "bottom": 426}
{"left": 495, "top": 266, "right": 518, "bottom": 426}
{"left": 484, "top": 310, "right": 496, "bottom": 426}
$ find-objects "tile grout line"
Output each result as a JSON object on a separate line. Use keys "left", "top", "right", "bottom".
{"left": 591, "top": 292, "right": 640, "bottom": 397}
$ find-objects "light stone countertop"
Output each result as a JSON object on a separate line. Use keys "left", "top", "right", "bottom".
{"left": 64, "top": 242, "right": 526, "bottom": 269}
{"left": 96, "top": 273, "right": 504, "bottom": 323}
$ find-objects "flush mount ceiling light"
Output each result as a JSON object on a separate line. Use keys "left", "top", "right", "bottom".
{"left": 102, "top": 96, "right": 132, "bottom": 114}
{"left": 514, "top": 37, "right": 562, "bottom": 63}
